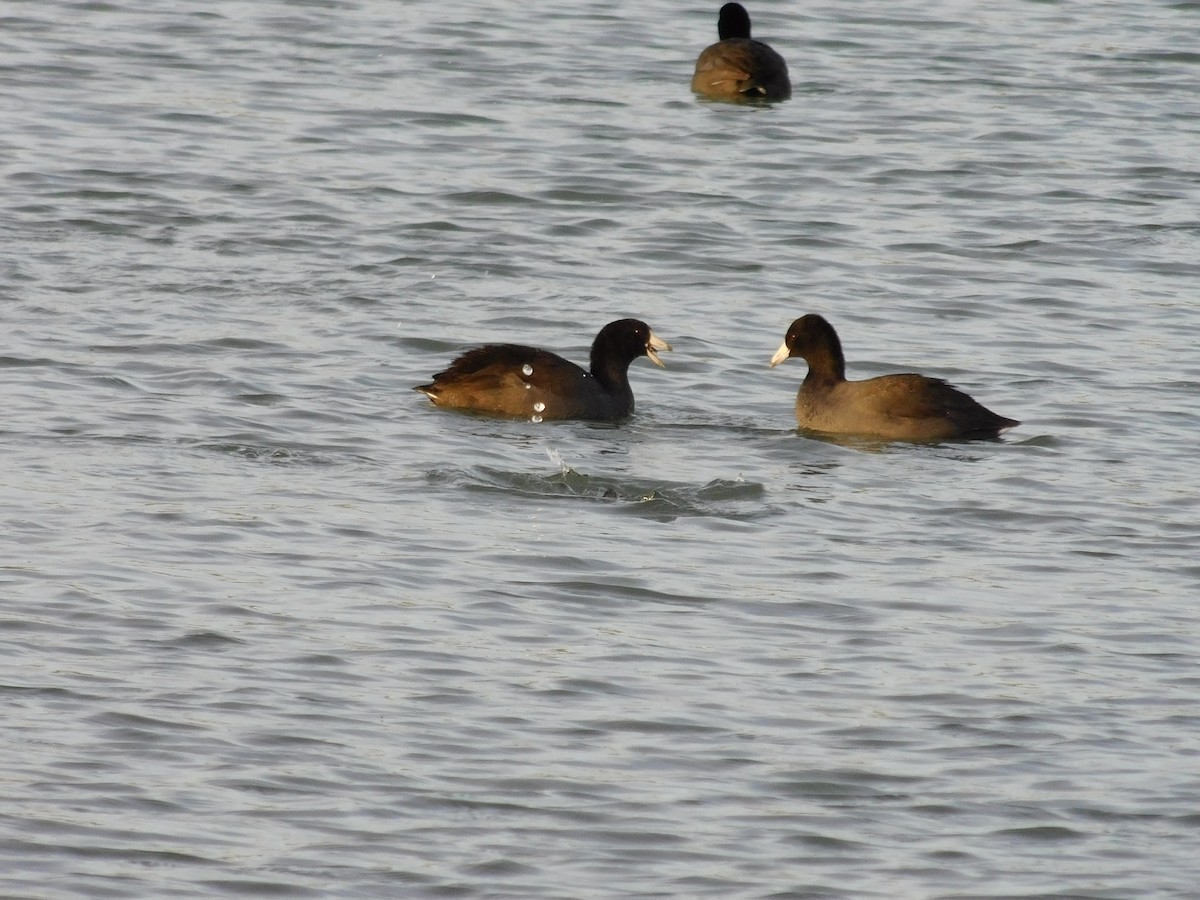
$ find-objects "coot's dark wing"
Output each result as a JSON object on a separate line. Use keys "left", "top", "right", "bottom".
{"left": 936, "top": 382, "right": 1019, "bottom": 436}
{"left": 865, "top": 374, "right": 1018, "bottom": 437}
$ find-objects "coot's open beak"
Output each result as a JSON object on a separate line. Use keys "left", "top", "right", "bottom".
{"left": 646, "top": 331, "right": 672, "bottom": 368}
{"left": 769, "top": 340, "right": 791, "bottom": 368}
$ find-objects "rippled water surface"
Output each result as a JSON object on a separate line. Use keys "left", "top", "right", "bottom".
{"left": 3, "top": 0, "right": 1200, "bottom": 896}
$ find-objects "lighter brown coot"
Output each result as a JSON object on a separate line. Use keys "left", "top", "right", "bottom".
{"left": 415, "top": 318, "right": 670, "bottom": 422}
{"left": 769, "top": 314, "right": 1019, "bottom": 441}
{"left": 692, "top": 3, "right": 791, "bottom": 102}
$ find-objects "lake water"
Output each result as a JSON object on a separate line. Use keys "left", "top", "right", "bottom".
{"left": 3, "top": 0, "right": 1199, "bottom": 896}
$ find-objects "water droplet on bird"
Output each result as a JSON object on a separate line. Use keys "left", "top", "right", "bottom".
{"left": 533, "top": 401, "right": 545, "bottom": 413}
{"left": 522, "top": 363, "right": 534, "bottom": 376}
{"left": 523, "top": 382, "right": 531, "bottom": 390}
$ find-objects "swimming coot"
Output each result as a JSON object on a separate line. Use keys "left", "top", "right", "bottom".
{"left": 415, "top": 318, "right": 670, "bottom": 422}
{"left": 692, "top": 3, "right": 791, "bottom": 102}
{"left": 770, "top": 314, "right": 1019, "bottom": 440}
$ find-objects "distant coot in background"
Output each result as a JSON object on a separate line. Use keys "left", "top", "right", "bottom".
{"left": 770, "top": 314, "right": 1020, "bottom": 441}
{"left": 415, "top": 318, "right": 671, "bottom": 422}
{"left": 692, "top": 3, "right": 791, "bottom": 102}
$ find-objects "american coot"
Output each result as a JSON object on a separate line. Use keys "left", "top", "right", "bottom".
{"left": 770, "top": 314, "right": 1020, "bottom": 441}
{"left": 692, "top": 3, "right": 791, "bottom": 102}
{"left": 415, "top": 319, "right": 670, "bottom": 422}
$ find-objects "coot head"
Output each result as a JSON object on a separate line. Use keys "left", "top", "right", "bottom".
{"left": 770, "top": 314, "right": 845, "bottom": 382}
{"left": 592, "top": 318, "right": 670, "bottom": 375}
{"left": 718, "top": 2, "right": 753, "bottom": 40}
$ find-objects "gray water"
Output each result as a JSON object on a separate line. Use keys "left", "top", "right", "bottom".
{"left": 3, "top": 0, "right": 1200, "bottom": 897}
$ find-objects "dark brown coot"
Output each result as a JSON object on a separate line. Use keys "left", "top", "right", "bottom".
{"left": 770, "top": 314, "right": 1020, "bottom": 441}
{"left": 692, "top": 3, "right": 791, "bottom": 102}
{"left": 415, "top": 318, "right": 670, "bottom": 422}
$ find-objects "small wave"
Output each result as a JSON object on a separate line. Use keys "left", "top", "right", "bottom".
{"left": 426, "top": 459, "right": 773, "bottom": 521}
